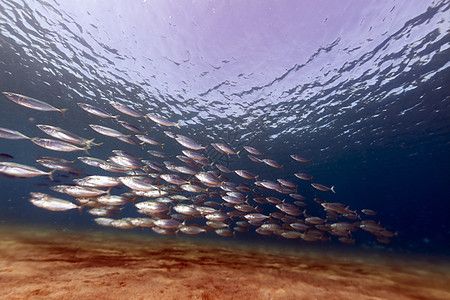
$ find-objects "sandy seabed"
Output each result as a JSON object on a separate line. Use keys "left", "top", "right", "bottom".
{"left": 0, "top": 225, "right": 449, "bottom": 300}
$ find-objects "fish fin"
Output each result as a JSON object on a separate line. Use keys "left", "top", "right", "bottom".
{"left": 59, "top": 108, "right": 68, "bottom": 118}
{"left": 331, "top": 186, "right": 336, "bottom": 193}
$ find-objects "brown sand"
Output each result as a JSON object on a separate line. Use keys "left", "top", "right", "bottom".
{"left": 0, "top": 225, "right": 449, "bottom": 300}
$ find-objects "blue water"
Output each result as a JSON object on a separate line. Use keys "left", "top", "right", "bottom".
{"left": 0, "top": 0, "right": 449, "bottom": 255}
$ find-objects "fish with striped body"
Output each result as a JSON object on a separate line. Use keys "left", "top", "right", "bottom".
{"left": 3, "top": 92, "right": 67, "bottom": 115}
{"left": 31, "top": 138, "right": 89, "bottom": 153}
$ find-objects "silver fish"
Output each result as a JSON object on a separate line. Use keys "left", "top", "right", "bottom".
{"left": 311, "top": 183, "right": 335, "bottom": 193}
{"left": 109, "top": 101, "right": 145, "bottom": 118}
{"left": 78, "top": 103, "right": 118, "bottom": 118}
{"left": 195, "top": 172, "right": 221, "bottom": 187}
{"left": 50, "top": 185, "right": 107, "bottom": 197}
{"left": 146, "top": 113, "right": 180, "bottom": 128}
{"left": 173, "top": 204, "right": 199, "bottom": 215}
{"left": 108, "top": 155, "right": 143, "bottom": 169}
{"left": 244, "top": 213, "right": 269, "bottom": 222}
{"left": 98, "top": 161, "right": 130, "bottom": 173}
{"left": 179, "top": 225, "right": 206, "bottom": 235}
{"left": 29, "top": 192, "right": 78, "bottom": 211}
{"left": 89, "top": 124, "right": 128, "bottom": 137}
{"left": 136, "top": 135, "right": 163, "bottom": 147}
{"left": 115, "top": 135, "right": 139, "bottom": 145}
{"left": 160, "top": 174, "right": 188, "bottom": 185}
{"left": 36, "top": 157, "right": 78, "bottom": 173}
{"left": 73, "top": 175, "right": 121, "bottom": 187}
{"left": 31, "top": 137, "right": 89, "bottom": 153}
{"left": 212, "top": 143, "right": 237, "bottom": 155}
{"left": 94, "top": 218, "right": 115, "bottom": 227}
{"left": 78, "top": 156, "right": 107, "bottom": 167}
{"left": 147, "top": 150, "right": 170, "bottom": 158}
{"left": 0, "top": 162, "right": 54, "bottom": 180}
{"left": 3, "top": 92, "right": 67, "bottom": 115}
{"left": 111, "top": 218, "right": 137, "bottom": 229}
{"left": 262, "top": 158, "right": 283, "bottom": 169}
{"left": 135, "top": 201, "right": 168, "bottom": 213}
{"left": 117, "top": 120, "right": 144, "bottom": 134}
{"left": 243, "top": 146, "right": 263, "bottom": 156}
{"left": 0, "top": 127, "right": 30, "bottom": 140}
{"left": 36, "top": 124, "right": 99, "bottom": 147}
{"left": 97, "top": 195, "right": 131, "bottom": 206}
{"left": 119, "top": 176, "right": 157, "bottom": 191}
{"left": 154, "top": 219, "right": 181, "bottom": 229}
{"left": 175, "top": 135, "right": 206, "bottom": 150}
{"left": 290, "top": 154, "right": 311, "bottom": 162}
{"left": 234, "top": 169, "right": 258, "bottom": 180}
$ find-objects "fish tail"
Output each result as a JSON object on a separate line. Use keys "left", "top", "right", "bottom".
{"left": 59, "top": 108, "right": 68, "bottom": 118}
{"left": 85, "top": 138, "right": 96, "bottom": 149}
{"left": 143, "top": 115, "right": 150, "bottom": 122}
{"left": 48, "top": 170, "right": 55, "bottom": 181}
{"left": 83, "top": 146, "right": 90, "bottom": 155}
{"left": 175, "top": 121, "right": 181, "bottom": 129}
{"left": 160, "top": 143, "right": 165, "bottom": 150}
{"left": 113, "top": 115, "right": 120, "bottom": 119}
{"left": 331, "top": 186, "right": 336, "bottom": 193}
{"left": 77, "top": 205, "right": 83, "bottom": 215}
{"left": 85, "top": 141, "right": 93, "bottom": 151}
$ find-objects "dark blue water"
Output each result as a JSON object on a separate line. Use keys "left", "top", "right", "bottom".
{"left": 0, "top": 0, "right": 449, "bottom": 255}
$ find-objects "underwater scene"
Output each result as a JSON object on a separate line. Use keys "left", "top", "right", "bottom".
{"left": 0, "top": 0, "right": 449, "bottom": 299}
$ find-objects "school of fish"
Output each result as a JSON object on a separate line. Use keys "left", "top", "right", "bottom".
{"left": 0, "top": 92, "right": 396, "bottom": 245}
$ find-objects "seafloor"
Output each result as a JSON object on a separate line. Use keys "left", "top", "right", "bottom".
{"left": 0, "top": 225, "right": 449, "bottom": 300}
